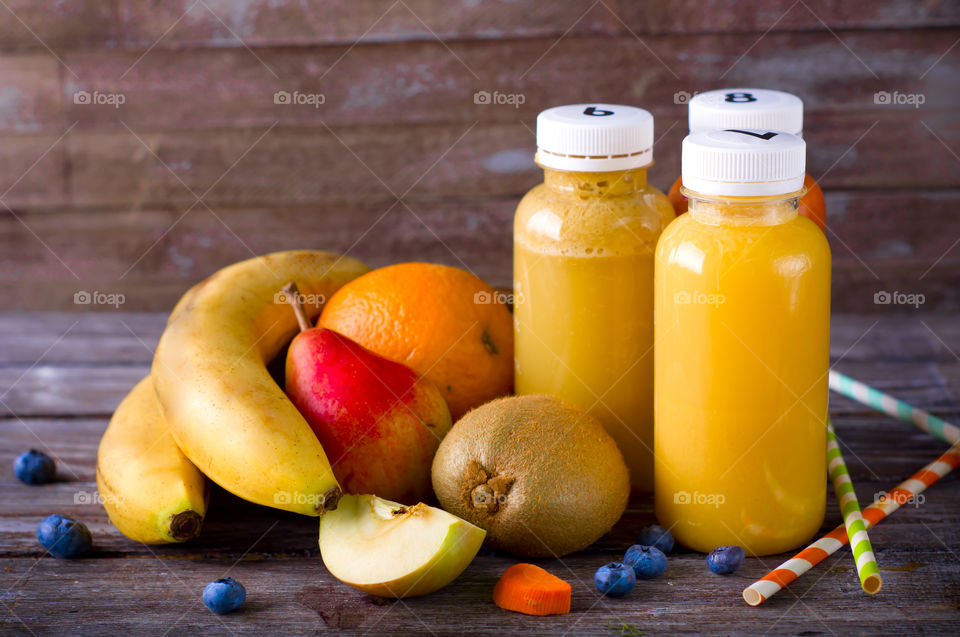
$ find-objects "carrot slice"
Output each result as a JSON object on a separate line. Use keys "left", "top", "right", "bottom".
{"left": 493, "top": 563, "right": 571, "bottom": 616}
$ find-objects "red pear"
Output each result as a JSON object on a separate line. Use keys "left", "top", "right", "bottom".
{"left": 282, "top": 283, "right": 452, "bottom": 504}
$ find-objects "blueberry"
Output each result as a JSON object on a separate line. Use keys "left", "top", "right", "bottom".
{"left": 13, "top": 450, "right": 56, "bottom": 485}
{"left": 637, "top": 524, "right": 674, "bottom": 554}
{"left": 203, "top": 577, "right": 246, "bottom": 614}
{"left": 36, "top": 514, "right": 91, "bottom": 559}
{"left": 594, "top": 562, "right": 636, "bottom": 597}
{"left": 706, "top": 545, "right": 745, "bottom": 575}
{"left": 623, "top": 544, "right": 667, "bottom": 579}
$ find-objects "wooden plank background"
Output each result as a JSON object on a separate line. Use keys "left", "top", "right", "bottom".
{"left": 0, "top": 0, "right": 958, "bottom": 311}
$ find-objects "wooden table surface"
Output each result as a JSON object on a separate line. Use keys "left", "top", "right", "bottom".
{"left": 1, "top": 312, "right": 959, "bottom": 636}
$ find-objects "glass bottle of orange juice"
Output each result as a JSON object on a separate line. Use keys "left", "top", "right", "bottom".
{"left": 666, "top": 88, "right": 826, "bottom": 231}
{"left": 654, "top": 129, "right": 830, "bottom": 555}
{"left": 514, "top": 104, "right": 674, "bottom": 493}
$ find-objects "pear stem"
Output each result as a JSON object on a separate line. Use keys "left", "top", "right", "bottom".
{"left": 282, "top": 282, "right": 313, "bottom": 333}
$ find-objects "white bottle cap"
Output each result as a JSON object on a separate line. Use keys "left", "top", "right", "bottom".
{"left": 689, "top": 89, "right": 803, "bottom": 137}
{"left": 536, "top": 104, "right": 654, "bottom": 172}
{"left": 682, "top": 129, "right": 806, "bottom": 197}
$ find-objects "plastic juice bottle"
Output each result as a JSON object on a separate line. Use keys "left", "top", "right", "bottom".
{"left": 666, "top": 88, "right": 826, "bottom": 231}
{"left": 654, "top": 129, "right": 830, "bottom": 555}
{"left": 514, "top": 104, "right": 675, "bottom": 493}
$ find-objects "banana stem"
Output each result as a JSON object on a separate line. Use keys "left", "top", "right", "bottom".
{"left": 282, "top": 282, "right": 313, "bottom": 332}
{"left": 169, "top": 510, "right": 203, "bottom": 541}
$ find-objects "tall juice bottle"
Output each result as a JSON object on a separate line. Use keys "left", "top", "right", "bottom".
{"left": 514, "top": 104, "right": 675, "bottom": 493}
{"left": 654, "top": 129, "right": 830, "bottom": 555}
{"left": 666, "top": 88, "right": 826, "bottom": 231}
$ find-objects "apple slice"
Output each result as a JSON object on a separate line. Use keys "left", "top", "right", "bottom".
{"left": 319, "top": 494, "right": 486, "bottom": 598}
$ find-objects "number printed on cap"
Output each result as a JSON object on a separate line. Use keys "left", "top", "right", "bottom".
{"left": 725, "top": 129, "right": 779, "bottom": 140}
{"left": 582, "top": 106, "right": 614, "bottom": 116}
{"left": 724, "top": 92, "right": 758, "bottom": 103}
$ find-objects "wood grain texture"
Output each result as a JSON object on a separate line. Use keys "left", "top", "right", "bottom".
{"left": 620, "top": 0, "right": 960, "bottom": 35}
{"left": 39, "top": 30, "right": 957, "bottom": 130}
{"left": 0, "top": 29, "right": 952, "bottom": 138}
{"left": 0, "top": 312, "right": 958, "bottom": 635}
{"left": 1, "top": 1, "right": 956, "bottom": 52}
{"left": 2, "top": 190, "right": 959, "bottom": 312}
{"left": 1, "top": 112, "right": 957, "bottom": 211}
{"left": 0, "top": 6, "right": 956, "bottom": 310}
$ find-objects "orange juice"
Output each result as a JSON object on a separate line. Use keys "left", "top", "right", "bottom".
{"left": 514, "top": 104, "right": 674, "bottom": 493}
{"left": 654, "top": 129, "right": 830, "bottom": 555}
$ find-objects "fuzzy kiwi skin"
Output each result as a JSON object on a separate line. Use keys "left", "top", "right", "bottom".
{"left": 430, "top": 394, "right": 630, "bottom": 558}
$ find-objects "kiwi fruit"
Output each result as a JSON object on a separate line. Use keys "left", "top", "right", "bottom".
{"left": 430, "top": 394, "right": 630, "bottom": 557}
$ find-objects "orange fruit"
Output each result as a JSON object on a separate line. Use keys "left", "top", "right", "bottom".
{"left": 667, "top": 176, "right": 688, "bottom": 215}
{"left": 318, "top": 263, "right": 513, "bottom": 420}
{"left": 799, "top": 174, "right": 827, "bottom": 232}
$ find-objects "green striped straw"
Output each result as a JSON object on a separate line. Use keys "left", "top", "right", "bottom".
{"left": 829, "top": 370, "right": 960, "bottom": 445}
{"left": 827, "top": 419, "right": 882, "bottom": 594}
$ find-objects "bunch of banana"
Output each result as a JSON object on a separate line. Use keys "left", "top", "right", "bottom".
{"left": 96, "top": 251, "right": 369, "bottom": 543}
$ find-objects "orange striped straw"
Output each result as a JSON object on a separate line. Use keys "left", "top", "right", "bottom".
{"left": 743, "top": 440, "right": 960, "bottom": 606}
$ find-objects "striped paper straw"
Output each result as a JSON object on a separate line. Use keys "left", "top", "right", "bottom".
{"left": 826, "top": 420, "right": 881, "bottom": 594}
{"left": 743, "top": 440, "right": 960, "bottom": 606}
{"left": 829, "top": 370, "right": 960, "bottom": 445}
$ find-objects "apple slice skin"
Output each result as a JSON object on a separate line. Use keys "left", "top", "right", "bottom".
{"left": 319, "top": 494, "right": 486, "bottom": 598}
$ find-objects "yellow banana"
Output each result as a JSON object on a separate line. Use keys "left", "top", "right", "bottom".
{"left": 153, "top": 250, "right": 369, "bottom": 515}
{"left": 97, "top": 376, "right": 207, "bottom": 544}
